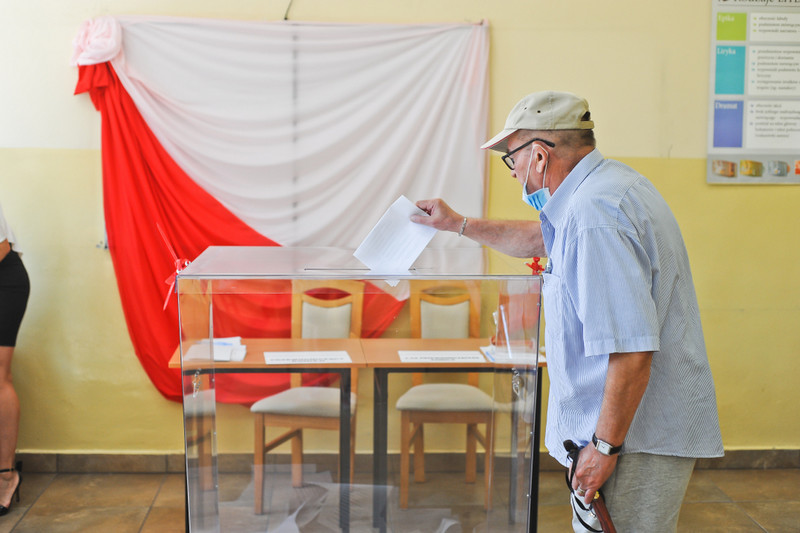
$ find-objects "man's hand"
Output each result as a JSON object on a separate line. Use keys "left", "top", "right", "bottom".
{"left": 572, "top": 444, "right": 618, "bottom": 505}
{"left": 411, "top": 198, "right": 462, "bottom": 233}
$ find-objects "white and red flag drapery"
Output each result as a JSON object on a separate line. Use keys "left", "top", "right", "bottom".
{"left": 72, "top": 16, "right": 489, "bottom": 403}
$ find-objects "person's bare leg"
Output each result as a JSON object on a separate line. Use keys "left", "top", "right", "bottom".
{"left": 0, "top": 345, "right": 20, "bottom": 509}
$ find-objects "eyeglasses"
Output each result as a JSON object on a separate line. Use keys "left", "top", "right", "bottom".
{"left": 501, "top": 138, "right": 556, "bottom": 170}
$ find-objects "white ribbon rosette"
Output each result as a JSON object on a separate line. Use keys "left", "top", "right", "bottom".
{"left": 71, "top": 16, "right": 122, "bottom": 66}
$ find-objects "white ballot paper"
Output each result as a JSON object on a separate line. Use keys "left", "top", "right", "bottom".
{"left": 353, "top": 195, "right": 437, "bottom": 273}
{"left": 480, "top": 344, "right": 545, "bottom": 365}
{"left": 398, "top": 350, "right": 487, "bottom": 364}
{"left": 263, "top": 351, "right": 352, "bottom": 365}
{"left": 185, "top": 337, "right": 247, "bottom": 362}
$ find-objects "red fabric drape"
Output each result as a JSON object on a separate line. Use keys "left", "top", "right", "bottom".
{"left": 75, "top": 63, "right": 404, "bottom": 403}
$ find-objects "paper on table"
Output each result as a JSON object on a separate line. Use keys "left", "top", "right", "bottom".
{"left": 480, "top": 345, "right": 545, "bottom": 365}
{"left": 353, "top": 195, "right": 437, "bottom": 273}
{"left": 263, "top": 351, "right": 352, "bottom": 365}
{"left": 398, "top": 350, "right": 486, "bottom": 363}
{"left": 185, "top": 338, "right": 247, "bottom": 362}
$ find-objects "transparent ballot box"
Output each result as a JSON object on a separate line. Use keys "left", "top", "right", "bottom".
{"left": 176, "top": 246, "right": 543, "bottom": 533}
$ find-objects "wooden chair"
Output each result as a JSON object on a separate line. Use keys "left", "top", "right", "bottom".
{"left": 396, "top": 280, "right": 496, "bottom": 510}
{"left": 250, "top": 279, "right": 363, "bottom": 514}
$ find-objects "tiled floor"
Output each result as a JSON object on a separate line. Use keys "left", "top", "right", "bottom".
{"left": 0, "top": 468, "right": 798, "bottom": 532}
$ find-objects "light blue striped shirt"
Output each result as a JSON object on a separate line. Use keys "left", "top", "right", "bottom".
{"left": 540, "top": 149, "right": 723, "bottom": 466}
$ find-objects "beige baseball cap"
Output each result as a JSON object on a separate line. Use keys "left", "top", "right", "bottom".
{"left": 481, "top": 91, "right": 594, "bottom": 152}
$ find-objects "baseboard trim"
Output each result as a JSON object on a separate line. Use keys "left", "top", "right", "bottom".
{"left": 15, "top": 453, "right": 187, "bottom": 474}
{"left": 15, "top": 449, "right": 799, "bottom": 474}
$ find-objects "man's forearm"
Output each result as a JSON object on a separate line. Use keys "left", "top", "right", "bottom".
{"left": 461, "top": 218, "right": 546, "bottom": 258}
{"left": 594, "top": 351, "right": 653, "bottom": 446}
{"left": 411, "top": 199, "right": 546, "bottom": 258}
{"left": 572, "top": 351, "right": 654, "bottom": 503}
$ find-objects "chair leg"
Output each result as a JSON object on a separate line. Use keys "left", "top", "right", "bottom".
{"left": 291, "top": 430, "right": 303, "bottom": 488}
{"left": 400, "top": 412, "right": 411, "bottom": 509}
{"left": 413, "top": 423, "right": 425, "bottom": 483}
{"left": 466, "top": 423, "right": 477, "bottom": 484}
{"left": 254, "top": 415, "right": 265, "bottom": 514}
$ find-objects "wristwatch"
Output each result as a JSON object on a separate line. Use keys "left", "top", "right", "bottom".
{"left": 592, "top": 433, "right": 622, "bottom": 456}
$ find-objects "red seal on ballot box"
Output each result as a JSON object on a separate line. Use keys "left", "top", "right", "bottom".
{"left": 526, "top": 257, "right": 544, "bottom": 275}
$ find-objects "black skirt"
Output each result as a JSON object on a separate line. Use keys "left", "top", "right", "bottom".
{"left": 0, "top": 250, "right": 30, "bottom": 347}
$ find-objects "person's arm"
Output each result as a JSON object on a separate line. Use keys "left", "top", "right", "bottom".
{"left": 572, "top": 350, "right": 653, "bottom": 503}
{"left": 410, "top": 198, "right": 546, "bottom": 258}
{"left": 0, "top": 239, "right": 9, "bottom": 263}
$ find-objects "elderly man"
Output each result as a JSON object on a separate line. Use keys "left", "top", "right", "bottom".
{"left": 411, "top": 91, "right": 723, "bottom": 532}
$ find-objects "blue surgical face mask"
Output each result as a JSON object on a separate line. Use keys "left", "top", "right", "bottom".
{"left": 525, "top": 185, "right": 551, "bottom": 211}
{"left": 521, "top": 145, "right": 550, "bottom": 211}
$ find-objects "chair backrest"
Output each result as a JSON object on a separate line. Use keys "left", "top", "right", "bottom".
{"left": 289, "top": 279, "right": 364, "bottom": 388}
{"left": 409, "top": 280, "right": 480, "bottom": 339}
{"left": 291, "top": 279, "right": 365, "bottom": 339}
{"left": 409, "top": 280, "right": 481, "bottom": 386}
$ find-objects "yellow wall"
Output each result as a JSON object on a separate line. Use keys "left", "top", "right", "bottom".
{"left": 1, "top": 1, "right": 797, "bottom": 455}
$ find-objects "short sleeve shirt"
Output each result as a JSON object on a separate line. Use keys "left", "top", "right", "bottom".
{"left": 539, "top": 150, "right": 723, "bottom": 465}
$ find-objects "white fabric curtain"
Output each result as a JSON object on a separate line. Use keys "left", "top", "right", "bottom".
{"left": 77, "top": 17, "right": 489, "bottom": 248}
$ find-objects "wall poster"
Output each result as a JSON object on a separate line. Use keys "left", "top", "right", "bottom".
{"left": 709, "top": 0, "right": 800, "bottom": 184}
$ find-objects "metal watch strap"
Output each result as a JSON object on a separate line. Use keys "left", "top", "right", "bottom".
{"left": 592, "top": 433, "right": 622, "bottom": 455}
{"left": 457, "top": 217, "right": 468, "bottom": 237}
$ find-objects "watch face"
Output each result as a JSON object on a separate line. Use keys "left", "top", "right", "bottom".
{"left": 596, "top": 441, "right": 612, "bottom": 455}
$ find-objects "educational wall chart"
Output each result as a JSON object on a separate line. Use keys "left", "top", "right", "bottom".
{"left": 709, "top": 0, "right": 800, "bottom": 184}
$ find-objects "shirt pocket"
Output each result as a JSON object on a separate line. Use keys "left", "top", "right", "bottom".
{"left": 542, "top": 272, "right": 565, "bottom": 359}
